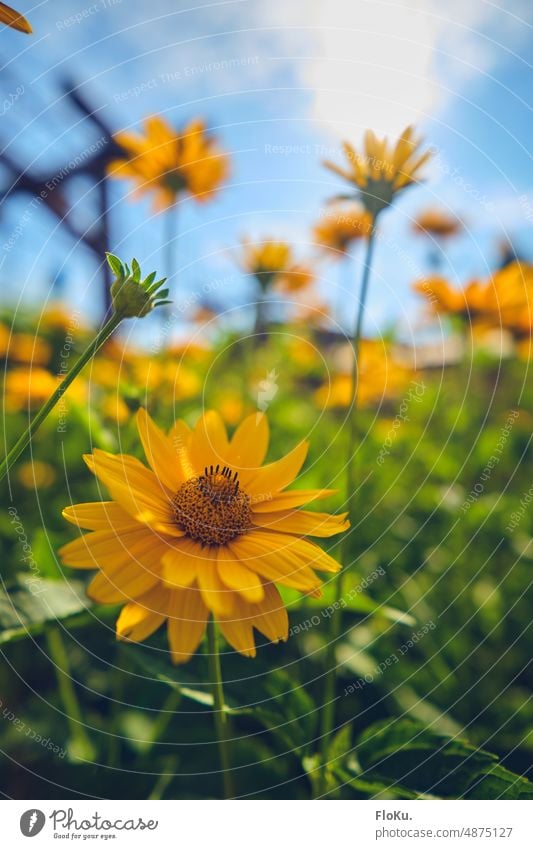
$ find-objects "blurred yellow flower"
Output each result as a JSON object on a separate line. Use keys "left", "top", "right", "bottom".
{"left": 60, "top": 409, "right": 348, "bottom": 663}
{"left": 413, "top": 276, "right": 487, "bottom": 319}
{"left": 412, "top": 208, "right": 462, "bottom": 239}
{"left": 8, "top": 333, "right": 52, "bottom": 366}
{"left": 414, "top": 263, "right": 533, "bottom": 348}
{"left": 323, "top": 126, "right": 431, "bottom": 218}
{"left": 240, "top": 239, "right": 293, "bottom": 289}
{"left": 40, "top": 304, "right": 88, "bottom": 335}
{"left": 0, "top": 2, "right": 31, "bottom": 33}
{"left": 217, "top": 393, "right": 245, "bottom": 426}
{"left": 109, "top": 116, "right": 230, "bottom": 210}
{"left": 100, "top": 395, "right": 131, "bottom": 425}
{"left": 314, "top": 340, "right": 412, "bottom": 409}
{"left": 5, "top": 368, "right": 86, "bottom": 411}
{"left": 0, "top": 327, "right": 51, "bottom": 366}
{"left": 17, "top": 460, "right": 56, "bottom": 489}
{"left": 313, "top": 204, "right": 372, "bottom": 256}
{"left": 5, "top": 368, "right": 58, "bottom": 411}
{"left": 240, "top": 239, "right": 314, "bottom": 295}
{"left": 276, "top": 262, "right": 315, "bottom": 293}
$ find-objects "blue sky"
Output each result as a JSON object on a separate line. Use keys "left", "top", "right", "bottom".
{"left": 0, "top": 0, "right": 531, "bottom": 340}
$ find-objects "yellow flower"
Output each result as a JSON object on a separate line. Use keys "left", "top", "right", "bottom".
{"left": 0, "top": 2, "right": 31, "bottom": 33}
{"left": 240, "top": 239, "right": 293, "bottom": 289}
{"left": 5, "top": 368, "right": 57, "bottom": 411}
{"left": 60, "top": 409, "right": 348, "bottom": 663}
{"left": 276, "top": 262, "right": 315, "bottom": 293}
{"left": 8, "top": 333, "right": 52, "bottom": 366}
{"left": 413, "top": 276, "right": 487, "bottom": 319}
{"left": 313, "top": 204, "right": 373, "bottom": 256}
{"left": 108, "top": 116, "right": 230, "bottom": 210}
{"left": 40, "top": 304, "right": 89, "bottom": 335}
{"left": 17, "top": 460, "right": 56, "bottom": 489}
{"left": 314, "top": 340, "right": 412, "bottom": 409}
{"left": 5, "top": 368, "right": 86, "bottom": 411}
{"left": 412, "top": 208, "right": 462, "bottom": 239}
{"left": 414, "top": 263, "right": 533, "bottom": 343}
{"left": 323, "top": 126, "right": 431, "bottom": 218}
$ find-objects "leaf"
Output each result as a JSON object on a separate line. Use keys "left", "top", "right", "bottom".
{"left": 282, "top": 585, "right": 415, "bottom": 627}
{"left": 0, "top": 576, "right": 89, "bottom": 644}
{"left": 123, "top": 646, "right": 233, "bottom": 712}
{"left": 106, "top": 253, "right": 123, "bottom": 277}
{"left": 253, "top": 668, "right": 317, "bottom": 756}
{"left": 357, "top": 718, "right": 533, "bottom": 799}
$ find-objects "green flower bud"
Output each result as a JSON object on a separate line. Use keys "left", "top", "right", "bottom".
{"left": 107, "top": 254, "right": 171, "bottom": 319}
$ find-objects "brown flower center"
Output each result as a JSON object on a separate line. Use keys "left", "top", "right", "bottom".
{"left": 172, "top": 465, "right": 252, "bottom": 546}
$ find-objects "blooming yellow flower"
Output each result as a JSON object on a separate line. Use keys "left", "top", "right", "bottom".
{"left": 313, "top": 204, "right": 373, "bottom": 256}
{"left": 60, "top": 409, "right": 348, "bottom": 663}
{"left": 323, "top": 126, "right": 431, "bottom": 218}
{"left": 0, "top": 2, "right": 31, "bottom": 33}
{"left": 412, "top": 208, "right": 462, "bottom": 239}
{"left": 109, "top": 116, "right": 230, "bottom": 211}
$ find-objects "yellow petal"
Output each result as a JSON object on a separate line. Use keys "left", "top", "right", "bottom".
{"left": 226, "top": 412, "right": 269, "bottom": 470}
{"left": 62, "top": 501, "right": 139, "bottom": 532}
{"left": 241, "top": 440, "right": 309, "bottom": 498}
{"left": 167, "top": 419, "right": 196, "bottom": 479}
{"left": 323, "top": 159, "right": 355, "bottom": 183}
{"left": 252, "top": 488, "right": 337, "bottom": 513}
{"left": 249, "top": 581, "right": 288, "bottom": 643}
{"left": 0, "top": 2, "right": 31, "bottom": 33}
{"left": 219, "top": 596, "right": 256, "bottom": 658}
{"left": 167, "top": 586, "right": 208, "bottom": 664}
{"left": 188, "top": 410, "right": 230, "bottom": 473}
{"left": 252, "top": 509, "right": 349, "bottom": 538}
{"left": 84, "top": 450, "right": 183, "bottom": 537}
{"left": 217, "top": 547, "right": 265, "bottom": 603}
{"left": 87, "top": 566, "right": 159, "bottom": 604}
{"left": 136, "top": 408, "right": 186, "bottom": 491}
{"left": 160, "top": 537, "right": 204, "bottom": 588}
{"left": 116, "top": 584, "right": 169, "bottom": 642}
{"left": 195, "top": 549, "right": 234, "bottom": 616}
{"left": 229, "top": 532, "right": 322, "bottom": 594}
{"left": 59, "top": 527, "right": 156, "bottom": 569}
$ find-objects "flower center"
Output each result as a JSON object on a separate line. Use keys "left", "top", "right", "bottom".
{"left": 172, "top": 465, "right": 252, "bottom": 546}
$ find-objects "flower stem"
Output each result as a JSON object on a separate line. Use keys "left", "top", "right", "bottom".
{"left": 45, "top": 625, "right": 95, "bottom": 761}
{"left": 206, "top": 617, "right": 235, "bottom": 799}
{"left": 0, "top": 311, "right": 122, "bottom": 484}
{"left": 319, "top": 220, "right": 378, "bottom": 782}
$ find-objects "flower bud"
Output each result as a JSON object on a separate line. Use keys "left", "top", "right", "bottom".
{"left": 107, "top": 254, "right": 170, "bottom": 319}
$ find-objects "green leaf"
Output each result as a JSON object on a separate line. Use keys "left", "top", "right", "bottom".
{"left": 106, "top": 253, "right": 123, "bottom": 277}
{"left": 357, "top": 718, "right": 533, "bottom": 799}
{"left": 0, "top": 576, "right": 89, "bottom": 644}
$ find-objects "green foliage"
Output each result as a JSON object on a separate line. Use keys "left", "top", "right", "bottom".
{"left": 0, "top": 328, "right": 532, "bottom": 798}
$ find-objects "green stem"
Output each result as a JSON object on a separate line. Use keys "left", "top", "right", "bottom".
{"left": 206, "top": 617, "right": 235, "bottom": 799}
{"left": 45, "top": 626, "right": 95, "bottom": 760}
{"left": 319, "top": 220, "right": 379, "bottom": 782}
{"left": 0, "top": 311, "right": 122, "bottom": 483}
{"left": 144, "top": 688, "right": 182, "bottom": 756}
